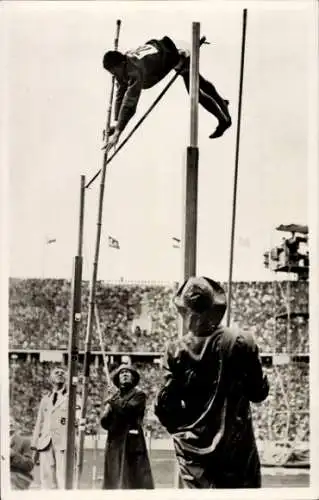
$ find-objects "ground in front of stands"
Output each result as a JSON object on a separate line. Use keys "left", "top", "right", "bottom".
{"left": 30, "top": 449, "right": 309, "bottom": 489}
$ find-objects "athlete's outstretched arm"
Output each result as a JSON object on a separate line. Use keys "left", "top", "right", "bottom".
{"left": 114, "top": 81, "right": 127, "bottom": 124}
{"left": 105, "top": 70, "right": 143, "bottom": 152}
{"left": 116, "top": 73, "right": 143, "bottom": 133}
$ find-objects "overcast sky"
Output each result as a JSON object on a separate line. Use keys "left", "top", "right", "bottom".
{"left": 3, "top": 0, "right": 316, "bottom": 283}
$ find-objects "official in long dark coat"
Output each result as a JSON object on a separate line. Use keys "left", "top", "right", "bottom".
{"left": 100, "top": 364, "right": 154, "bottom": 489}
{"left": 154, "top": 276, "right": 269, "bottom": 489}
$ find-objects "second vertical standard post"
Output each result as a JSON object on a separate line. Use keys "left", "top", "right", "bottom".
{"left": 65, "top": 175, "right": 86, "bottom": 489}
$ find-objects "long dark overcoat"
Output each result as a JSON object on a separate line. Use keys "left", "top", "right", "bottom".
{"left": 100, "top": 387, "right": 154, "bottom": 489}
{"left": 155, "top": 325, "right": 269, "bottom": 488}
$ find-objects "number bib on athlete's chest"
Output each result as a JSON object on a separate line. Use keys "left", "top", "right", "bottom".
{"left": 126, "top": 43, "right": 159, "bottom": 60}
{"left": 125, "top": 39, "right": 178, "bottom": 89}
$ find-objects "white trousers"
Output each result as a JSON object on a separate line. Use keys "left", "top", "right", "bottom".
{"left": 39, "top": 443, "right": 65, "bottom": 489}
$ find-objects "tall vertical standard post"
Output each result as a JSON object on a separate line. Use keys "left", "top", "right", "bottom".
{"left": 75, "top": 19, "right": 121, "bottom": 488}
{"left": 175, "top": 22, "right": 201, "bottom": 489}
{"left": 183, "top": 21, "right": 200, "bottom": 284}
{"left": 65, "top": 175, "right": 86, "bottom": 489}
{"left": 226, "top": 9, "right": 248, "bottom": 326}
{"left": 189, "top": 23, "right": 200, "bottom": 149}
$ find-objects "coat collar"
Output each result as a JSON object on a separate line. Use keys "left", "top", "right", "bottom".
{"left": 50, "top": 387, "right": 67, "bottom": 409}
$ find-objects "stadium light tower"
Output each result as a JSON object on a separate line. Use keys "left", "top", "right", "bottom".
{"left": 262, "top": 223, "right": 309, "bottom": 463}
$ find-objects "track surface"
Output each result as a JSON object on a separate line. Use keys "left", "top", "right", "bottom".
{"left": 30, "top": 449, "right": 309, "bottom": 489}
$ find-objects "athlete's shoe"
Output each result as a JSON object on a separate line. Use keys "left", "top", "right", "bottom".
{"left": 209, "top": 116, "right": 232, "bottom": 139}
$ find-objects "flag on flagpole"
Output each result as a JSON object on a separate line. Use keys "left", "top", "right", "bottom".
{"left": 108, "top": 236, "right": 120, "bottom": 249}
{"left": 172, "top": 237, "right": 181, "bottom": 249}
{"left": 46, "top": 238, "right": 57, "bottom": 245}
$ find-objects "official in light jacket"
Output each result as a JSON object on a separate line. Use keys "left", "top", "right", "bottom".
{"left": 31, "top": 366, "right": 79, "bottom": 489}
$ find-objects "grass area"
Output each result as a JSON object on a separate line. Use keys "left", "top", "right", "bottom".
{"left": 31, "top": 449, "right": 310, "bottom": 489}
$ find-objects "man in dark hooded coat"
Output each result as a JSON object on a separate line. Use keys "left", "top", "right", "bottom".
{"left": 154, "top": 276, "right": 269, "bottom": 489}
{"left": 100, "top": 364, "right": 154, "bottom": 489}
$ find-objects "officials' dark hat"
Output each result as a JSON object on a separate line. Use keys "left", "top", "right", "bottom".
{"left": 174, "top": 276, "right": 227, "bottom": 325}
{"left": 112, "top": 364, "right": 140, "bottom": 388}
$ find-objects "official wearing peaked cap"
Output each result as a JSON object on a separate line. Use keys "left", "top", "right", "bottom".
{"left": 174, "top": 276, "right": 227, "bottom": 326}
{"left": 112, "top": 364, "right": 140, "bottom": 388}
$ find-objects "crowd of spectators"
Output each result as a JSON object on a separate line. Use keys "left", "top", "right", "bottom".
{"left": 9, "top": 278, "right": 308, "bottom": 353}
{"left": 8, "top": 278, "right": 309, "bottom": 446}
{"left": 9, "top": 357, "right": 309, "bottom": 444}
{"left": 250, "top": 364, "right": 309, "bottom": 442}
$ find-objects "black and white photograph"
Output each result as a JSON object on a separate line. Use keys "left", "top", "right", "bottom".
{"left": 1, "top": 0, "right": 318, "bottom": 497}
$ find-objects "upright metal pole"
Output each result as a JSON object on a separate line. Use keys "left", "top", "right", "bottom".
{"left": 183, "top": 22, "right": 200, "bottom": 283}
{"left": 175, "top": 22, "right": 200, "bottom": 489}
{"left": 75, "top": 19, "right": 121, "bottom": 488}
{"left": 226, "top": 9, "right": 248, "bottom": 326}
{"left": 65, "top": 175, "right": 86, "bottom": 489}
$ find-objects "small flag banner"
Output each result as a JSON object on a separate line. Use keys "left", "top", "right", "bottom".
{"left": 108, "top": 235, "right": 120, "bottom": 249}
{"left": 172, "top": 237, "right": 181, "bottom": 248}
{"left": 47, "top": 238, "right": 56, "bottom": 245}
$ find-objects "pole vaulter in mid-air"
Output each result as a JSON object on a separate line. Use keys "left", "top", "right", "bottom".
{"left": 70, "top": 20, "right": 240, "bottom": 491}
{"left": 102, "top": 35, "right": 232, "bottom": 152}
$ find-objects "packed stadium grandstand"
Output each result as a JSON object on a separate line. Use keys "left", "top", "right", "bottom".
{"left": 9, "top": 278, "right": 309, "bottom": 467}
{"left": 9, "top": 278, "right": 309, "bottom": 352}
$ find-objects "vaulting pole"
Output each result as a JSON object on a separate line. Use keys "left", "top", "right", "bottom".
{"left": 226, "top": 9, "right": 247, "bottom": 326}
{"left": 65, "top": 174, "right": 85, "bottom": 489}
{"left": 175, "top": 22, "right": 201, "bottom": 488}
{"left": 75, "top": 19, "right": 121, "bottom": 488}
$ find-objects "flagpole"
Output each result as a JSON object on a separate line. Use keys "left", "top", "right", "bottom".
{"left": 42, "top": 236, "right": 47, "bottom": 278}
{"left": 42, "top": 237, "right": 57, "bottom": 278}
{"left": 172, "top": 237, "right": 181, "bottom": 283}
{"left": 107, "top": 236, "right": 121, "bottom": 280}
